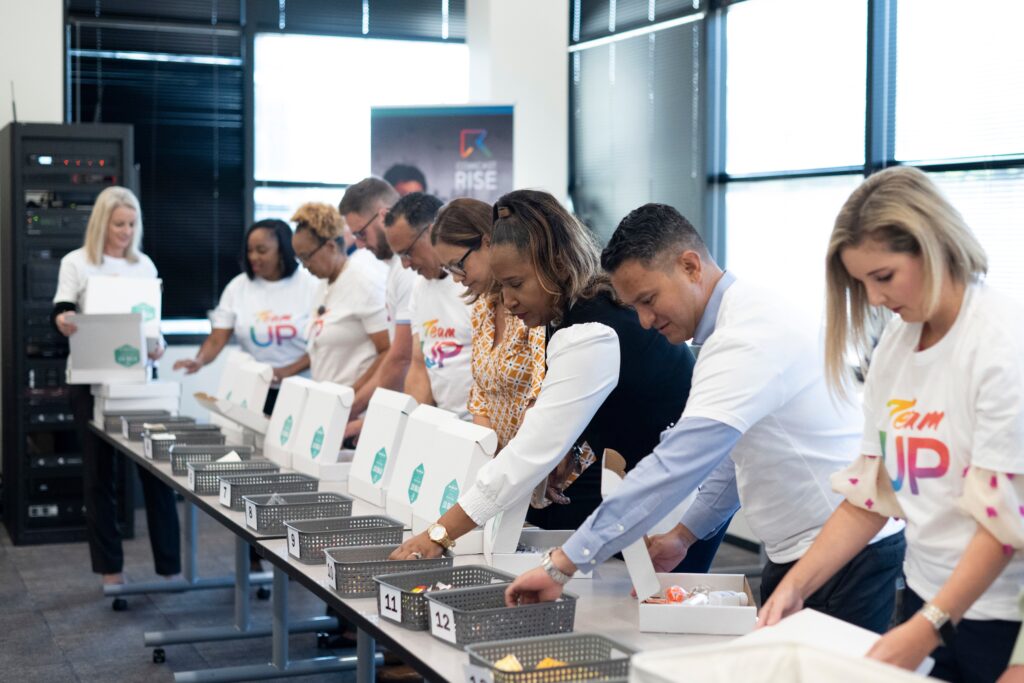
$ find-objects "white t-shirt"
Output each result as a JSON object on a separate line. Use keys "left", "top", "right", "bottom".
{"left": 861, "top": 284, "right": 1024, "bottom": 620}
{"left": 683, "top": 279, "right": 901, "bottom": 563}
{"left": 408, "top": 274, "right": 474, "bottom": 419}
{"left": 350, "top": 247, "right": 388, "bottom": 279}
{"left": 385, "top": 255, "right": 418, "bottom": 340}
{"left": 209, "top": 270, "right": 319, "bottom": 368}
{"left": 53, "top": 247, "right": 158, "bottom": 306}
{"left": 306, "top": 257, "right": 388, "bottom": 386}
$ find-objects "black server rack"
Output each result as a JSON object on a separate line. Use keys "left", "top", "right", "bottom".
{"left": 1, "top": 122, "right": 137, "bottom": 545}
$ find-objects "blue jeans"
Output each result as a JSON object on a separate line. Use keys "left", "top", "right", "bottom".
{"left": 760, "top": 530, "right": 906, "bottom": 634}
{"left": 902, "top": 587, "right": 1020, "bottom": 683}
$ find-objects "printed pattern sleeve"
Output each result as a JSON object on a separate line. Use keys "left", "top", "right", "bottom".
{"left": 958, "top": 467, "right": 1024, "bottom": 552}
{"left": 831, "top": 454, "right": 906, "bottom": 520}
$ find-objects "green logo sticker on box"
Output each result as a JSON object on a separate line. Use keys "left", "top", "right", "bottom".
{"left": 407, "top": 463, "right": 424, "bottom": 503}
{"left": 241, "top": 399, "right": 248, "bottom": 408}
{"left": 310, "top": 426, "right": 324, "bottom": 458}
{"left": 113, "top": 344, "right": 140, "bottom": 367}
{"left": 439, "top": 479, "right": 459, "bottom": 515}
{"left": 131, "top": 302, "right": 156, "bottom": 322}
{"left": 370, "top": 447, "right": 387, "bottom": 483}
{"left": 280, "top": 415, "right": 293, "bottom": 445}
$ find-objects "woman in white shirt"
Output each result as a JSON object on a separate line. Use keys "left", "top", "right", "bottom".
{"left": 173, "top": 219, "right": 318, "bottom": 413}
{"left": 760, "top": 166, "right": 1024, "bottom": 680}
{"left": 290, "top": 202, "right": 390, "bottom": 389}
{"left": 53, "top": 186, "right": 180, "bottom": 588}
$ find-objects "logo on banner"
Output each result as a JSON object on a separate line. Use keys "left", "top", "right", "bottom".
{"left": 114, "top": 344, "right": 141, "bottom": 367}
{"left": 371, "top": 447, "right": 387, "bottom": 483}
{"left": 459, "top": 129, "right": 492, "bottom": 159}
{"left": 408, "top": 463, "right": 425, "bottom": 503}
{"left": 310, "top": 426, "right": 325, "bottom": 458}
{"left": 131, "top": 302, "right": 156, "bottom": 322}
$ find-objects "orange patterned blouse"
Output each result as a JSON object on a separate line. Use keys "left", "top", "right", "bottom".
{"left": 467, "top": 295, "right": 547, "bottom": 449}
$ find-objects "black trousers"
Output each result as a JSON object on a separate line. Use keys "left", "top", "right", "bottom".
{"left": 760, "top": 530, "right": 906, "bottom": 634}
{"left": 71, "top": 385, "right": 181, "bottom": 576}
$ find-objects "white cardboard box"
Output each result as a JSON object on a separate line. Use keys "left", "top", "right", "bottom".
{"left": 384, "top": 404, "right": 457, "bottom": 528}
{"left": 193, "top": 392, "right": 270, "bottom": 435}
{"left": 92, "top": 381, "right": 180, "bottom": 399}
{"left": 263, "top": 376, "right": 317, "bottom": 468}
{"left": 347, "top": 389, "right": 418, "bottom": 506}
{"left": 67, "top": 313, "right": 148, "bottom": 385}
{"left": 411, "top": 420, "right": 497, "bottom": 555}
{"left": 229, "top": 360, "right": 273, "bottom": 413}
{"left": 83, "top": 275, "right": 162, "bottom": 339}
{"left": 289, "top": 382, "right": 354, "bottom": 473}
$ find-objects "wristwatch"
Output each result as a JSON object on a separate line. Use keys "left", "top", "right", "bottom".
{"left": 919, "top": 602, "right": 956, "bottom": 646}
{"left": 427, "top": 523, "right": 455, "bottom": 549}
{"left": 541, "top": 548, "right": 574, "bottom": 585}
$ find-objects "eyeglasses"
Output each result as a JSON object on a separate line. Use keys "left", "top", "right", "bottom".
{"left": 296, "top": 238, "right": 327, "bottom": 264}
{"left": 397, "top": 225, "right": 430, "bottom": 260}
{"left": 350, "top": 211, "right": 379, "bottom": 241}
{"left": 442, "top": 245, "right": 478, "bottom": 277}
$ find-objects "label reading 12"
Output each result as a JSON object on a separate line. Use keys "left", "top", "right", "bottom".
{"left": 379, "top": 585, "right": 402, "bottom": 622}
{"left": 429, "top": 602, "right": 457, "bottom": 644}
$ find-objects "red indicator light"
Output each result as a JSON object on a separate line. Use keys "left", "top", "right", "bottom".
{"left": 99, "top": 159, "right": 105, "bottom": 167}
{"left": 63, "top": 159, "right": 69, "bottom": 166}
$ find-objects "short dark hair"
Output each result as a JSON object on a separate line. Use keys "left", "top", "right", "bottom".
{"left": 385, "top": 192, "right": 443, "bottom": 231}
{"left": 601, "top": 203, "right": 710, "bottom": 273}
{"left": 338, "top": 177, "right": 399, "bottom": 216}
{"left": 383, "top": 164, "right": 427, "bottom": 192}
{"left": 241, "top": 219, "right": 299, "bottom": 280}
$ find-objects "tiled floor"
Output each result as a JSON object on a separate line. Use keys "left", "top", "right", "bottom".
{"left": 0, "top": 502, "right": 762, "bottom": 683}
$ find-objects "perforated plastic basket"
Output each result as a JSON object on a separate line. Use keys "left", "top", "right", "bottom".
{"left": 217, "top": 472, "right": 319, "bottom": 510}
{"left": 285, "top": 516, "right": 404, "bottom": 564}
{"left": 186, "top": 459, "right": 279, "bottom": 494}
{"left": 170, "top": 445, "right": 256, "bottom": 476}
{"left": 423, "top": 583, "right": 577, "bottom": 649}
{"left": 103, "top": 410, "right": 171, "bottom": 433}
{"left": 466, "top": 633, "right": 635, "bottom": 683}
{"left": 243, "top": 491, "right": 353, "bottom": 534}
{"left": 122, "top": 415, "right": 196, "bottom": 440}
{"left": 374, "top": 565, "right": 515, "bottom": 631}
{"left": 144, "top": 430, "right": 225, "bottom": 460}
{"left": 324, "top": 545, "right": 452, "bottom": 597}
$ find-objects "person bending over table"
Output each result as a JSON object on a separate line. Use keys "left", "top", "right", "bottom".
{"left": 505, "top": 202, "right": 905, "bottom": 635}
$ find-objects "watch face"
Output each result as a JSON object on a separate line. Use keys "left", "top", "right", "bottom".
{"left": 429, "top": 525, "right": 444, "bottom": 541}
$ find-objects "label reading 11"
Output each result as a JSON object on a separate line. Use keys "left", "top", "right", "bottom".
{"left": 379, "top": 585, "right": 402, "bottom": 622}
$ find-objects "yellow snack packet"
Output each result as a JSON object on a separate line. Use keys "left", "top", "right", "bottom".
{"left": 494, "top": 654, "right": 524, "bottom": 672}
{"left": 535, "top": 657, "right": 567, "bottom": 669}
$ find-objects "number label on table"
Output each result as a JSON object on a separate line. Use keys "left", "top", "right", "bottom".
{"left": 144, "top": 439, "right": 153, "bottom": 459}
{"left": 288, "top": 528, "right": 300, "bottom": 557}
{"left": 326, "top": 557, "right": 336, "bottom": 587}
{"left": 219, "top": 481, "right": 232, "bottom": 507}
{"left": 188, "top": 468, "right": 196, "bottom": 491}
{"left": 463, "top": 664, "right": 493, "bottom": 683}
{"left": 245, "top": 500, "right": 258, "bottom": 529}
{"left": 379, "top": 585, "right": 402, "bottom": 622}
{"left": 122, "top": 423, "right": 130, "bottom": 438}
{"left": 429, "top": 602, "right": 457, "bottom": 644}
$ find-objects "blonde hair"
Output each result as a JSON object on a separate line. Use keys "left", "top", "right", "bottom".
{"left": 83, "top": 186, "right": 143, "bottom": 265}
{"left": 291, "top": 202, "right": 343, "bottom": 241}
{"left": 825, "top": 166, "right": 988, "bottom": 395}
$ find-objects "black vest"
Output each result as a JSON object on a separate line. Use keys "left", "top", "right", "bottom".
{"left": 526, "top": 292, "right": 695, "bottom": 530}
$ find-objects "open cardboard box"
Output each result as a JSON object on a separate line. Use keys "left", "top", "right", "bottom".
{"left": 410, "top": 420, "right": 497, "bottom": 555}
{"left": 385, "top": 404, "right": 457, "bottom": 528}
{"left": 602, "top": 450, "right": 756, "bottom": 634}
{"left": 67, "top": 313, "right": 149, "bottom": 385}
{"left": 83, "top": 275, "right": 163, "bottom": 340}
{"left": 193, "top": 391, "right": 269, "bottom": 435}
{"left": 289, "top": 382, "right": 354, "bottom": 481}
{"left": 263, "top": 376, "right": 317, "bottom": 468}
{"left": 347, "top": 389, "right": 418, "bottom": 506}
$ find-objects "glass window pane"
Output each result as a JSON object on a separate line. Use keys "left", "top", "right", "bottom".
{"left": 725, "top": 0, "right": 866, "bottom": 175}
{"left": 930, "top": 168, "right": 1024, "bottom": 303}
{"left": 255, "top": 34, "right": 469, "bottom": 185}
{"left": 896, "top": 1, "right": 1024, "bottom": 163}
{"left": 725, "top": 175, "right": 864, "bottom": 318}
{"left": 253, "top": 186, "right": 349, "bottom": 224}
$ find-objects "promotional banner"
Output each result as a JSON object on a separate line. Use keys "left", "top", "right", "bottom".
{"left": 371, "top": 105, "right": 514, "bottom": 203}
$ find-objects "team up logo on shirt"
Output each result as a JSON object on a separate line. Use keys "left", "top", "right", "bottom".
{"left": 421, "top": 318, "right": 464, "bottom": 369}
{"left": 880, "top": 398, "right": 948, "bottom": 495}
{"left": 251, "top": 310, "right": 298, "bottom": 347}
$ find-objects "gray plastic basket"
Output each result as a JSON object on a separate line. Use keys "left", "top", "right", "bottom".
{"left": 144, "top": 430, "right": 225, "bottom": 460}
{"left": 170, "top": 445, "right": 256, "bottom": 476}
{"left": 217, "top": 472, "right": 319, "bottom": 511}
{"left": 243, "top": 491, "right": 353, "bottom": 534}
{"left": 285, "top": 516, "right": 404, "bottom": 564}
{"left": 423, "top": 583, "right": 577, "bottom": 649}
{"left": 374, "top": 564, "right": 516, "bottom": 631}
{"left": 186, "top": 459, "right": 279, "bottom": 494}
{"left": 103, "top": 410, "right": 171, "bottom": 433}
{"left": 466, "top": 633, "right": 635, "bottom": 683}
{"left": 122, "top": 415, "right": 196, "bottom": 440}
{"left": 324, "top": 545, "right": 452, "bottom": 597}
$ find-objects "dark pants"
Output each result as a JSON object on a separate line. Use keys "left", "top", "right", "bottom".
{"left": 673, "top": 518, "right": 732, "bottom": 574}
{"left": 761, "top": 530, "right": 906, "bottom": 634}
{"left": 902, "top": 588, "right": 1020, "bottom": 683}
{"left": 71, "top": 385, "right": 181, "bottom": 576}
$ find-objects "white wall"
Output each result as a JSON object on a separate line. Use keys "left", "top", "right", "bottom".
{"left": 467, "top": 0, "right": 569, "bottom": 200}
{"left": 0, "top": 0, "right": 64, "bottom": 130}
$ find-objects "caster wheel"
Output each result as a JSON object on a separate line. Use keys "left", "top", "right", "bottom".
{"left": 256, "top": 586, "right": 271, "bottom": 600}
{"left": 316, "top": 632, "right": 330, "bottom": 649}
{"left": 112, "top": 597, "right": 128, "bottom": 612}
{"left": 153, "top": 648, "right": 166, "bottom": 664}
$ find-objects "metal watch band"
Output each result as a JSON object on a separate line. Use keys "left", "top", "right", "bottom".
{"left": 542, "top": 548, "right": 573, "bottom": 585}
{"left": 920, "top": 603, "right": 956, "bottom": 646}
